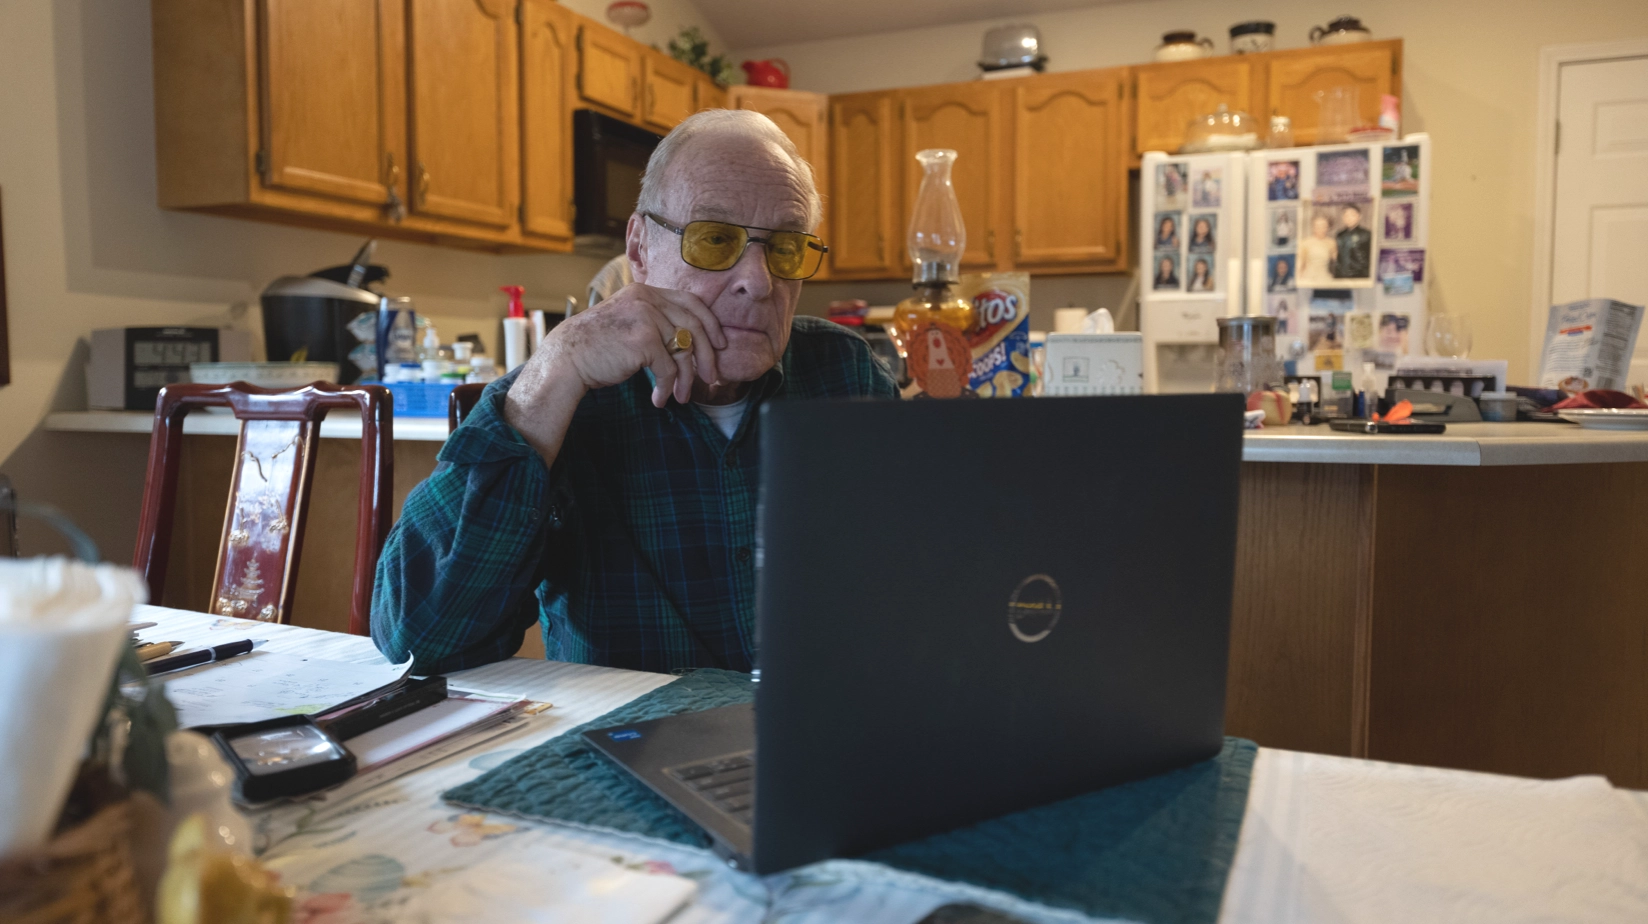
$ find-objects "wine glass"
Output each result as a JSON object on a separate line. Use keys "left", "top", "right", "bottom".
{"left": 1427, "top": 315, "right": 1472, "bottom": 359}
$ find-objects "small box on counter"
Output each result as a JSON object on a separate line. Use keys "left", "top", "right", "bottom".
{"left": 86, "top": 327, "right": 252, "bottom": 411}
{"left": 1042, "top": 334, "right": 1144, "bottom": 396}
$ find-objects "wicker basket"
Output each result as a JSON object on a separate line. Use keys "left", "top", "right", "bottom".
{"left": 0, "top": 801, "right": 146, "bottom": 924}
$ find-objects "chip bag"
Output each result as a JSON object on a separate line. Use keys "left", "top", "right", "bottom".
{"left": 959, "top": 272, "right": 1031, "bottom": 398}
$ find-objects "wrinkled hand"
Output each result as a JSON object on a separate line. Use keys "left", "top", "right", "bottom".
{"left": 504, "top": 284, "right": 726, "bottom": 462}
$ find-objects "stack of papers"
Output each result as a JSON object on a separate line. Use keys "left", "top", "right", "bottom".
{"left": 162, "top": 650, "right": 413, "bottom": 728}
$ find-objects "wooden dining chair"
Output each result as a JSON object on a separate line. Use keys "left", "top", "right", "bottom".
{"left": 447, "top": 383, "right": 487, "bottom": 433}
{"left": 132, "top": 382, "right": 393, "bottom": 635}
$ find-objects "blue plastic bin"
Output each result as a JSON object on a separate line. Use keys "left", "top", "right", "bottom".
{"left": 383, "top": 381, "right": 458, "bottom": 418}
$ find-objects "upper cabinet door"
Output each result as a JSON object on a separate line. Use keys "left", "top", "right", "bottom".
{"left": 695, "top": 74, "right": 727, "bottom": 112}
{"left": 1135, "top": 58, "right": 1253, "bottom": 156}
{"left": 519, "top": 0, "right": 573, "bottom": 242}
{"left": 728, "top": 87, "right": 828, "bottom": 213}
{"left": 407, "top": 0, "right": 517, "bottom": 227}
{"left": 259, "top": 0, "right": 403, "bottom": 208}
{"left": 1265, "top": 42, "right": 1399, "bottom": 145}
{"left": 902, "top": 83, "right": 1002, "bottom": 271}
{"left": 642, "top": 54, "right": 697, "bottom": 131}
{"left": 1013, "top": 71, "right": 1126, "bottom": 268}
{"left": 829, "top": 92, "right": 900, "bottom": 276}
{"left": 579, "top": 21, "right": 639, "bottom": 116}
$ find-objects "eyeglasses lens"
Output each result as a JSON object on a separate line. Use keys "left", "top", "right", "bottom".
{"left": 679, "top": 221, "right": 824, "bottom": 280}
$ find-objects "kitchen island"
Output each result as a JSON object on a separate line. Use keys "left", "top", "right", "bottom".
{"left": 44, "top": 412, "right": 1648, "bottom": 787}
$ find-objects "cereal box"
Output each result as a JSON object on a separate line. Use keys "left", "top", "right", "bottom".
{"left": 959, "top": 272, "right": 1031, "bottom": 398}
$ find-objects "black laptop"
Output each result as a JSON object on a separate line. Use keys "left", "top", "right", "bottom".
{"left": 584, "top": 394, "right": 1244, "bottom": 874}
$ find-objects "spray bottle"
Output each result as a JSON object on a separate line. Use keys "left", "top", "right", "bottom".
{"left": 500, "top": 285, "right": 528, "bottom": 373}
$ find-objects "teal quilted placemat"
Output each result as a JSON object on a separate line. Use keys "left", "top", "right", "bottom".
{"left": 444, "top": 669, "right": 1255, "bottom": 924}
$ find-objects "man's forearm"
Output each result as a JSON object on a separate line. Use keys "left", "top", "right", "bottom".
{"left": 502, "top": 353, "right": 588, "bottom": 468}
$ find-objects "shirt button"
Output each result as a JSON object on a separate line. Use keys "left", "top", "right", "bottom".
{"left": 724, "top": 453, "right": 736, "bottom": 469}
{"left": 737, "top": 547, "right": 752, "bottom": 563}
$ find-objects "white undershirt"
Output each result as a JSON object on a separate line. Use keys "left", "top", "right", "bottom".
{"left": 695, "top": 394, "right": 751, "bottom": 440}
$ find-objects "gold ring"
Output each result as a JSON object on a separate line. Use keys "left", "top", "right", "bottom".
{"left": 667, "top": 328, "right": 692, "bottom": 354}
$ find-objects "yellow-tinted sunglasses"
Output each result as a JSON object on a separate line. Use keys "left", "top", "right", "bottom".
{"left": 645, "top": 212, "right": 828, "bottom": 281}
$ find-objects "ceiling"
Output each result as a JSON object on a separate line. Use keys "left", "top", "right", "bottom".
{"left": 694, "top": 0, "right": 1128, "bottom": 51}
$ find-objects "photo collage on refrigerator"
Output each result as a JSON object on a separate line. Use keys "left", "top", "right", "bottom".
{"left": 1152, "top": 161, "right": 1223, "bottom": 294}
{"left": 1261, "top": 141, "right": 1428, "bottom": 369}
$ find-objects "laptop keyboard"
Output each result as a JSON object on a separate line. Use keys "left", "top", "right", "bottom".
{"left": 666, "top": 751, "right": 756, "bottom": 827}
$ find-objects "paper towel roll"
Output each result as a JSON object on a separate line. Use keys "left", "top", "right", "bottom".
{"left": 0, "top": 558, "right": 144, "bottom": 858}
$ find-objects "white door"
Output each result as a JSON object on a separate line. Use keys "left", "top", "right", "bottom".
{"left": 1550, "top": 56, "right": 1648, "bottom": 382}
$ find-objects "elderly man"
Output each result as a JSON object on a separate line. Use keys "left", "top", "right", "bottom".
{"left": 372, "top": 111, "right": 897, "bottom": 674}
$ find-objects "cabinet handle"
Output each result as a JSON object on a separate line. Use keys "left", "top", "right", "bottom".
{"left": 647, "top": 83, "right": 655, "bottom": 116}
{"left": 1013, "top": 229, "right": 1022, "bottom": 261}
{"left": 631, "top": 75, "right": 638, "bottom": 110}
{"left": 383, "top": 153, "right": 406, "bottom": 222}
{"left": 417, "top": 163, "right": 431, "bottom": 203}
{"left": 877, "top": 233, "right": 885, "bottom": 263}
{"left": 987, "top": 229, "right": 996, "bottom": 260}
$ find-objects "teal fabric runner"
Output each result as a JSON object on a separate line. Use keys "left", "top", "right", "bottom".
{"left": 444, "top": 669, "right": 1256, "bottom": 924}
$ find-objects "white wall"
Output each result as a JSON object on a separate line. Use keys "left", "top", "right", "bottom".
{"left": 735, "top": 0, "right": 1648, "bottom": 381}
{"left": 559, "top": 0, "right": 728, "bottom": 54}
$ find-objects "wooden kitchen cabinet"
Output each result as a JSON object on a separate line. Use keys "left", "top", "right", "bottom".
{"left": 256, "top": 0, "right": 404, "bottom": 209}
{"left": 641, "top": 52, "right": 698, "bottom": 131}
{"left": 695, "top": 74, "right": 728, "bottom": 112}
{"left": 1011, "top": 69, "right": 1128, "bottom": 270}
{"left": 576, "top": 17, "right": 640, "bottom": 118}
{"left": 406, "top": 0, "right": 517, "bottom": 228}
{"left": 1262, "top": 41, "right": 1401, "bottom": 145}
{"left": 1131, "top": 40, "right": 1403, "bottom": 153}
{"left": 901, "top": 82, "right": 1004, "bottom": 272}
{"left": 518, "top": 0, "right": 574, "bottom": 244}
{"left": 828, "top": 91, "right": 902, "bottom": 279}
{"left": 153, "top": 0, "right": 577, "bottom": 253}
{"left": 1134, "top": 57, "right": 1253, "bottom": 156}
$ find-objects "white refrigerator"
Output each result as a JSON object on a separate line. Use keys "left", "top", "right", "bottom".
{"left": 1137, "top": 152, "right": 1248, "bottom": 393}
{"left": 1138, "top": 135, "right": 1434, "bottom": 392}
{"left": 1244, "top": 134, "right": 1433, "bottom": 380}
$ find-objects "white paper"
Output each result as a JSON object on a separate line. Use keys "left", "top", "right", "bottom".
{"left": 400, "top": 857, "right": 697, "bottom": 924}
{"left": 163, "top": 650, "right": 411, "bottom": 728}
{"left": 344, "top": 695, "right": 518, "bottom": 772}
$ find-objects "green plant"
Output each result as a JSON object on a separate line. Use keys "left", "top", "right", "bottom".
{"left": 666, "top": 26, "right": 736, "bottom": 86}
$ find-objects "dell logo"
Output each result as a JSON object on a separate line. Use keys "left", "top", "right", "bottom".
{"left": 1007, "top": 574, "right": 1062, "bottom": 643}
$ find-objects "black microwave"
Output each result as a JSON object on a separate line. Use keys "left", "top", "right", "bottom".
{"left": 574, "top": 110, "right": 664, "bottom": 248}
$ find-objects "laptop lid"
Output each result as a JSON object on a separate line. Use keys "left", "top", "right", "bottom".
{"left": 750, "top": 394, "right": 1244, "bottom": 873}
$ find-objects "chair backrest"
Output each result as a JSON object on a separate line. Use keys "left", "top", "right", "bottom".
{"left": 133, "top": 382, "right": 393, "bottom": 635}
{"left": 447, "top": 383, "right": 487, "bottom": 433}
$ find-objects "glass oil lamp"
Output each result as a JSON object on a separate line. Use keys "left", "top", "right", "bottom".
{"left": 889, "top": 149, "right": 974, "bottom": 398}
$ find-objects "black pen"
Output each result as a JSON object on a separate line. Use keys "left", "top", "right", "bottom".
{"left": 145, "top": 638, "right": 265, "bottom": 676}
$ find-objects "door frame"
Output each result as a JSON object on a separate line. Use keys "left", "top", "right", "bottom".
{"left": 1528, "top": 38, "right": 1648, "bottom": 375}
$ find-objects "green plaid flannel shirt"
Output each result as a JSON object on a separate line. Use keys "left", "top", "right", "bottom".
{"left": 371, "top": 316, "right": 898, "bottom": 674}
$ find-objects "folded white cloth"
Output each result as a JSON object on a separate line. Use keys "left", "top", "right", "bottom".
{"left": 0, "top": 557, "right": 146, "bottom": 858}
{"left": 1222, "top": 748, "right": 1648, "bottom": 923}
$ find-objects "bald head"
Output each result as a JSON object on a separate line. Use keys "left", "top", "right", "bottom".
{"left": 636, "top": 109, "right": 822, "bottom": 232}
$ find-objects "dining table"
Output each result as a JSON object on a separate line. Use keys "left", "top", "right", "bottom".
{"left": 138, "top": 603, "right": 1648, "bottom": 923}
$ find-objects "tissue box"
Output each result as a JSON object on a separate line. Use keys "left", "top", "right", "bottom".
{"left": 1042, "top": 333, "right": 1144, "bottom": 396}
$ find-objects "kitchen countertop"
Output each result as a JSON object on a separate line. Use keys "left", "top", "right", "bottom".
{"left": 1242, "top": 421, "right": 1648, "bottom": 466}
{"left": 43, "top": 412, "right": 1648, "bottom": 466}
{"left": 44, "top": 410, "right": 453, "bottom": 442}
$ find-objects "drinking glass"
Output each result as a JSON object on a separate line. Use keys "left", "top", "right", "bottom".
{"left": 1427, "top": 315, "right": 1472, "bottom": 358}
